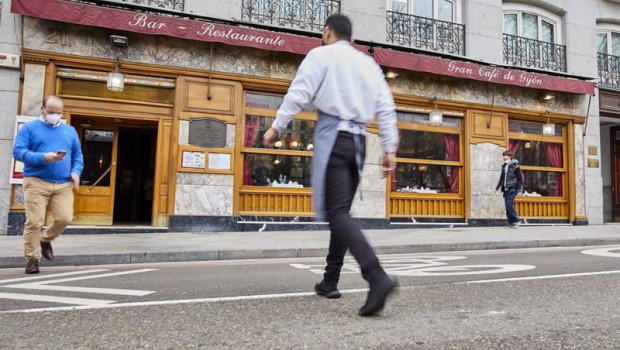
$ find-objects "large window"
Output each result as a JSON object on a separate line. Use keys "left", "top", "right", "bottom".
{"left": 508, "top": 120, "right": 565, "bottom": 197}
{"left": 391, "top": 0, "right": 455, "bottom": 21}
{"left": 597, "top": 30, "right": 620, "bottom": 56}
{"left": 392, "top": 112, "right": 462, "bottom": 194}
{"left": 597, "top": 29, "right": 620, "bottom": 90}
{"left": 242, "top": 93, "right": 316, "bottom": 188}
{"left": 502, "top": 9, "right": 565, "bottom": 72}
{"left": 387, "top": 0, "right": 464, "bottom": 55}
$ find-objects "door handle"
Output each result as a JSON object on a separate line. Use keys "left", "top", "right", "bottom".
{"left": 87, "top": 162, "right": 117, "bottom": 192}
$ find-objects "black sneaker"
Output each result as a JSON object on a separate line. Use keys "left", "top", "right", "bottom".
{"left": 314, "top": 280, "right": 342, "bottom": 299}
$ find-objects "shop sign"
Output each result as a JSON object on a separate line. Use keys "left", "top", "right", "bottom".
{"left": 373, "top": 48, "right": 595, "bottom": 95}
{"left": 12, "top": 0, "right": 594, "bottom": 95}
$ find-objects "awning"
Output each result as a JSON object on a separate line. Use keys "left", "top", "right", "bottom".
{"left": 374, "top": 48, "right": 595, "bottom": 95}
{"left": 12, "top": 0, "right": 595, "bottom": 95}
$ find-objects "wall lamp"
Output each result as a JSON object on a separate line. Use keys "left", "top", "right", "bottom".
{"left": 538, "top": 91, "right": 555, "bottom": 103}
{"left": 110, "top": 35, "right": 129, "bottom": 47}
{"left": 542, "top": 110, "right": 555, "bottom": 136}
{"left": 106, "top": 57, "right": 124, "bottom": 92}
{"left": 107, "top": 35, "right": 128, "bottom": 92}
{"left": 429, "top": 96, "right": 443, "bottom": 126}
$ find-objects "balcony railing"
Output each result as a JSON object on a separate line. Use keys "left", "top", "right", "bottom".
{"left": 598, "top": 52, "right": 620, "bottom": 91}
{"left": 107, "top": 0, "right": 184, "bottom": 11}
{"left": 386, "top": 11, "right": 465, "bottom": 56}
{"left": 242, "top": 0, "right": 341, "bottom": 32}
{"left": 503, "top": 34, "right": 566, "bottom": 72}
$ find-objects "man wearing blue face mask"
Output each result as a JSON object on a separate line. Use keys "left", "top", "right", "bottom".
{"left": 13, "top": 95, "right": 84, "bottom": 274}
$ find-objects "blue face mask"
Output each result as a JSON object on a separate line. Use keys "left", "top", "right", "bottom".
{"left": 43, "top": 113, "right": 62, "bottom": 126}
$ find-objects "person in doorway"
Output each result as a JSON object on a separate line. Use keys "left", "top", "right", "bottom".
{"left": 13, "top": 95, "right": 84, "bottom": 274}
{"left": 263, "top": 14, "right": 399, "bottom": 316}
{"left": 494, "top": 150, "right": 524, "bottom": 228}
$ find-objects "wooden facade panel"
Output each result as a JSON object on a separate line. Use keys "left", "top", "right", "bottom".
{"left": 238, "top": 191, "right": 314, "bottom": 216}
{"left": 468, "top": 110, "right": 508, "bottom": 147}
{"left": 390, "top": 197, "right": 464, "bottom": 217}
{"left": 77, "top": 196, "right": 109, "bottom": 213}
{"left": 182, "top": 78, "right": 237, "bottom": 116}
{"left": 515, "top": 200, "right": 568, "bottom": 219}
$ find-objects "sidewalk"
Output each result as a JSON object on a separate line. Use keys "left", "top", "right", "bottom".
{"left": 2, "top": 224, "right": 620, "bottom": 268}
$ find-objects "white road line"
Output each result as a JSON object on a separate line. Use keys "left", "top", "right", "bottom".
{"left": 4, "top": 284, "right": 155, "bottom": 296}
{"left": 455, "top": 270, "right": 620, "bottom": 284}
{"left": 3, "top": 269, "right": 157, "bottom": 296}
{"left": 0, "top": 269, "right": 109, "bottom": 284}
{"left": 0, "top": 288, "right": 371, "bottom": 314}
{"left": 0, "top": 292, "right": 115, "bottom": 306}
{"left": 29, "top": 269, "right": 158, "bottom": 285}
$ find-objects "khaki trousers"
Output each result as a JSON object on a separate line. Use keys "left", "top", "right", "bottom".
{"left": 23, "top": 177, "right": 74, "bottom": 261}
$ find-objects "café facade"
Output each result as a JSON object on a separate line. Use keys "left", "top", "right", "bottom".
{"left": 7, "top": 0, "right": 595, "bottom": 234}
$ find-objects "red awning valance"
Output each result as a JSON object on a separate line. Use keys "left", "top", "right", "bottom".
{"left": 12, "top": 0, "right": 595, "bottom": 95}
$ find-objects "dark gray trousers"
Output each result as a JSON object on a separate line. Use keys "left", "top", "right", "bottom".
{"left": 323, "top": 132, "right": 385, "bottom": 286}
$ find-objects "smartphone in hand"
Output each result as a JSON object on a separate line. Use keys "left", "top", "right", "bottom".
{"left": 57, "top": 150, "right": 67, "bottom": 157}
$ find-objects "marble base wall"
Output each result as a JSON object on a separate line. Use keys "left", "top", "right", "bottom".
{"left": 469, "top": 143, "right": 506, "bottom": 219}
{"left": 174, "top": 173, "right": 234, "bottom": 216}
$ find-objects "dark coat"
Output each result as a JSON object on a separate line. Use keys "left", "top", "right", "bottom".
{"left": 496, "top": 159, "right": 524, "bottom": 192}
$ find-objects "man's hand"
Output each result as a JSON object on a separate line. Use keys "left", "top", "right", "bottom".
{"left": 381, "top": 152, "right": 396, "bottom": 178}
{"left": 263, "top": 127, "right": 278, "bottom": 147}
{"left": 44, "top": 152, "right": 64, "bottom": 163}
{"left": 70, "top": 172, "right": 80, "bottom": 190}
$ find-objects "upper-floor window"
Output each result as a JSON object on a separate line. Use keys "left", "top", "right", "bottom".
{"left": 386, "top": 0, "right": 464, "bottom": 55}
{"left": 597, "top": 30, "right": 620, "bottom": 55}
{"left": 391, "top": 0, "right": 455, "bottom": 22}
{"left": 597, "top": 29, "right": 620, "bottom": 91}
{"left": 504, "top": 12, "right": 556, "bottom": 43}
{"left": 502, "top": 6, "right": 565, "bottom": 72}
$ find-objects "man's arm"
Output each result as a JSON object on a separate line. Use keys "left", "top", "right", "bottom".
{"left": 13, "top": 124, "right": 47, "bottom": 165}
{"left": 373, "top": 64, "right": 399, "bottom": 155}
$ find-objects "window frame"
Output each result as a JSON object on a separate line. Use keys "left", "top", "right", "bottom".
{"left": 389, "top": 0, "right": 461, "bottom": 23}
{"left": 391, "top": 109, "right": 464, "bottom": 195}
{"left": 508, "top": 120, "right": 567, "bottom": 198}
{"left": 240, "top": 91, "right": 317, "bottom": 189}
{"left": 597, "top": 29, "right": 620, "bottom": 55}
{"left": 503, "top": 10, "right": 559, "bottom": 44}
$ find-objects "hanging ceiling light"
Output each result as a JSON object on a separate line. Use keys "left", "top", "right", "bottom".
{"left": 542, "top": 110, "right": 555, "bottom": 136}
{"left": 106, "top": 57, "right": 124, "bottom": 92}
{"left": 429, "top": 96, "right": 443, "bottom": 126}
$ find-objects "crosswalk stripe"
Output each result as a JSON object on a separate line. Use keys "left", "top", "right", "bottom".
{"left": 0, "top": 292, "right": 114, "bottom": 306}
{"left": 0, "top": 269, "right": 109, "bottom": 284}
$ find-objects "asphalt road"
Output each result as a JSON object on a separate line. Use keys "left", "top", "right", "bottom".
{"left": 0, "top": 245, "right": 619, "bottom": 349}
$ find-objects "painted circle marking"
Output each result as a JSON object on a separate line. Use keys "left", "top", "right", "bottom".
{"left": 581, "top": 246, "right": 620, "bottom": 258}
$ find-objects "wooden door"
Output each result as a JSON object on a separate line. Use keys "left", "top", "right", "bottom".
{"left": 612, "top": 127, "right": 620, "bottom": 221}
{"left": 72, "top": 123, "right": 119, "bottom": 225}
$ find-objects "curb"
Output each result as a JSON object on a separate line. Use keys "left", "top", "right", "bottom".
{"left": 2, "top": 238, "right": 620, "bottom": 269}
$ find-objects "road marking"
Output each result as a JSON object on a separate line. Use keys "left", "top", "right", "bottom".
{"left": 4, "top": 269, "right": 620, "bottom": 314}
{"left": 0, "top": 288, "right": 370, "bottom": 314}
{"left": 291, "top": 255, "right": 536, "bottom": 276}
{"left": 4, "top": 269, "right": 157, "bottom": 296}
{"left": 0, "top": 269, "right": 109, "bottom": 284}
{"left": 456, "top": 270, "right": 620, "bottom": 284}
{"left": 581, "top": 246, "right": 620, "bottom": 258}
{"left": 0, "top": 292, "right": 114, "bottom": 306}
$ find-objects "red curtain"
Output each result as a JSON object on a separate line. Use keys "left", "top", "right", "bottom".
{"left": 243, "top": 117, "right": 260, "bottom": 186}
{"left": 545, "top": 143, "right": 563, "bottom": 196}
{"left": 509, "top": 139, "right": 520, "bottom": 155}
{"left": 443, "top": 134, "right": 459, "bottom": 193}
{"left": 391, "top": 131, "right": 402, "bottom": 192}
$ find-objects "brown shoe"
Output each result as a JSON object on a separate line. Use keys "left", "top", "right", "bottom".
{"left": 25, "top": 259, "right": 39, "bottom": 274}
{"left": 40, "top": 240, "right": 54, "bottom": 261}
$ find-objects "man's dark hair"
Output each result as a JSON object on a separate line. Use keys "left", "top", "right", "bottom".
{"left": 325, "top": 14, "right": 352, "bottom": 41}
